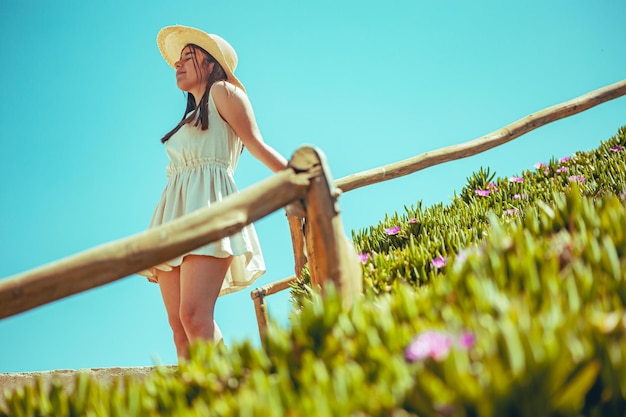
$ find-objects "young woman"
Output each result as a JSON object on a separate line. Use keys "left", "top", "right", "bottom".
{"left": 140, "top": 25, "right": 288, "bottom": 360}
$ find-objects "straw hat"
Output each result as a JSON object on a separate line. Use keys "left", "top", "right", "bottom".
{"left": 157, "top": 25, "right": 245, "bottom": 92}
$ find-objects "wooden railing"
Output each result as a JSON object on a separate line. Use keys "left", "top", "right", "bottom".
{"left": 0, "top": 79, "right": 624, "bottom": 344}
{"left": 250, "top": 78, "right": 626, "bottom": 336}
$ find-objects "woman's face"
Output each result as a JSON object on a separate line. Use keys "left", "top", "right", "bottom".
{"left": 174, "top": 46, "right": 212, "bottom": 93}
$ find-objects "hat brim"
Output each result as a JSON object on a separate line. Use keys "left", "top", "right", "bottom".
{"left": 157, "top": 25, "right": 245, "bottom": 92}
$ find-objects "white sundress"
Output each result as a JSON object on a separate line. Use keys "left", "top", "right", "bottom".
{"left": 138, "top": 84, "right": 266, "bottom": 296}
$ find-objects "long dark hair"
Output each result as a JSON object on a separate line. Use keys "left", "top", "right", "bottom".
{"left": 160, "top": 44, "right": 228, "bottom": 143}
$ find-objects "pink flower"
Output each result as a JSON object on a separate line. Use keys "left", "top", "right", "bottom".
{"left": 534, "top": 162, "right": 547, "bottom": 169}
{"left": 431, "top": 256, "right": 447, "bottom": 269}
{"left": 556, "top": 166, "right": 568, "bottom": 173}
{"left": 405, "top": 331, "right": 453, "bottom": 361}
{"left": 559, "top": 156, "right": 571, "bottom": 164}
{"left": 487, "top": 182, "right": 498, "bottom": 191}
{"left": 610, "top": 145, "right": 624, "bottom": 152}
{"left": 568, "top": 175, "right": 586, "bottom": 183}
{"left": 384, "top": 226, "right": 401, "bottom": 235}
{"left": 408, "top": 218, "right": 418, "bottom": 223}
{"left": 513, "top": 193, "right": 528, "bottom": 200}
{"left": 405, "top": 330, "right": 476, "bottom": 362}
{"left": 509, "top": 176, "right": 524, "bottom": 183}
{"left": 505, "top": 208, "right": 520, "bottom": 216}
{"left": 475, "top": 189, "right": 490, "bottom": 197}
{"left": 358, "top": 253, "right": 370, "bottom": 263}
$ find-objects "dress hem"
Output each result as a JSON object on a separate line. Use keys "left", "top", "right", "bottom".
{"left": 137, "top": 251, "right": 266, "bottom": 297}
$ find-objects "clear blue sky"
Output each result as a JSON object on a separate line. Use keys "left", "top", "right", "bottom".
{"left": 0, "top": 0, "right": 624, "bottom": 372}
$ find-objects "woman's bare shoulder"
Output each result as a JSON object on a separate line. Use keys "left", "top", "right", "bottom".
{"left": 211, "top": 80, "right": 246, "bottom": 103}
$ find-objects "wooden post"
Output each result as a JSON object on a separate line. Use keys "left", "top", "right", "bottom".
{"left": 287, "top": 213, "right": 307, "bottom": 279}
{"left": 290, "top": 146, "right": 363, "bottom": 305}
{"left": 251, "top": 289, "right": 268, "bottom": 340}
{"left": 250, "top": 275, "right": 297, "bottom": 341}
{"left": 252, "top": 146, "right": 363, "bottom": 342}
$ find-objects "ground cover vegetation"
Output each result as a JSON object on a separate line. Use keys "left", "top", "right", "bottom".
{"left": 2, "top": 126, "right": 625, "bottom": 416}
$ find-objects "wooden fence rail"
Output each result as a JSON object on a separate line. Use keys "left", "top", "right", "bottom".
{"left": 335, "top": 79, "right": 626, "bottom": 192}
{"left": 0, "top": 146, "right": 361, "bottom": 320}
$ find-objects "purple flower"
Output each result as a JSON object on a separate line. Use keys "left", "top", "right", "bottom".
{"left": 513, "top": 193, "right": 528, "bottom": 200}
{"left": 509, "top": 176, "right": 524, "bottom": 183}
{"left": 534, "top": 162, "right": 547, "bottom": 169}
{"left": 488, "top": 182, "right": 498, "bottom": 191}
{"left": 405, "top": 331, "right": 453, "bottom": 362}
{"left": 568, "top": 175, "right": 586, "bottom": 183}
{"left": 384, "top": 225, "right": 401, "bottom": 235}
{"left": 559, "top": 156, "right": 571, "bottom": 164}
{"left": 459, "top": 332, "right": 476, "bottom": 348}
{"left": 358, "top": 253, "right": 370, "bottom": 263}
{"left": 556, "top": 166, "right": 568, "bottom": 173}
{"left": 475, "top": 189, "right": 490, "bottom": 197}
{"left": 408, "top": 218, "right": 418, "bottom": 223}
{"left": 505, "top": 208, "right": 520, "bottom": 216}
{"left": 610, "top": 145, "right": 624, "bottom": 152}
{"left": 431, "top": 256, "right": 447, "bottom": 269}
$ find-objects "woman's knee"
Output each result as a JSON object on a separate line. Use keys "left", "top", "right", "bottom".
{"left": 179, "top": 304, "right": 213, "bottom": 336}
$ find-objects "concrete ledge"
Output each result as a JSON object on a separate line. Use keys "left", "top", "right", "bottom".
{"left": 0, "top": 366, "right": 175, "bottom": 411}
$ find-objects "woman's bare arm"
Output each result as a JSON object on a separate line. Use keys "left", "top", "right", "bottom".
{"left": 212, "top": 81, "right": 288, "bottom": 173}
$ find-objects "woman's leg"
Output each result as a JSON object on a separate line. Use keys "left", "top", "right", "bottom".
{"left": 157, "top": 267, "right": 190, "bottom": 359}
{"left": 179, "top": 255, "right": 232, "bottom": 344}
